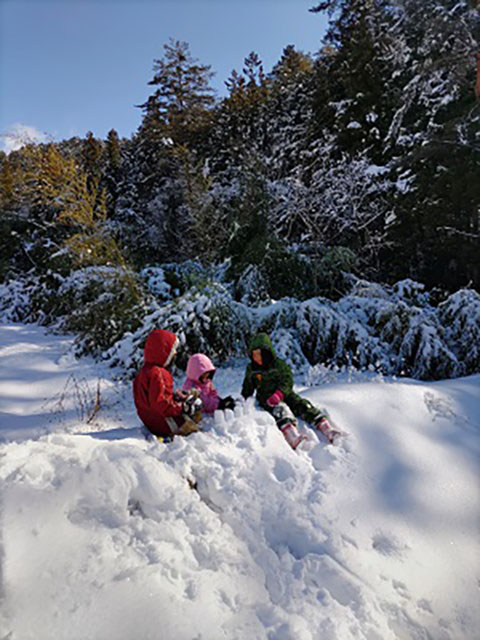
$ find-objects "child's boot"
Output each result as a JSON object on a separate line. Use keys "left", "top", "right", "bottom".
{"left": 315, "top": 416, "right": 341, "bottom": 444}
{"left": 272, "top": 402, "right": 307, "bottom": 450}
{"left": 281, "top": 422, "right": 307, "bottom": 450}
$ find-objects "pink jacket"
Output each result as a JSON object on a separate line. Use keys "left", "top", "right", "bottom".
{"left": 182, "top": 353, "right": 220, "bottom": 413}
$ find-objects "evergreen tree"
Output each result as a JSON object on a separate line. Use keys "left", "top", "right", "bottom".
{"left": 0, "top": 154, "right": 16, "bottom": 210}
{"left": 81, "top": 131, "right": 103, "bottom": 188}
{"left": 117, "top": 40, "right": 218, "bottom": 265}
{"left": 215, "top": 51, "right": 270, "bottom": 166}
{"left": 0, "top": 154, "right": 21, "bottom": 279}
{"left": 28, "top": 144, "right": 77, "bottom": 218}
{"left": 267, "top": 45, "right": 315, "bottom": 178}
{"left": 310, "top": 0, "right": 398, "bottom": 161}
{"left": 227, "top": 155, "right": 272, "bottom": 275}
{"left": 382, "top": 0, "right": 480, "bottom": 289}
{"left": 103, "top": 128, "right": 123, "bottom": 216}
{"left": 384, "top": 0, "right": 478, "bottom": 150}
{"left": 139, "top": 38, "right": 216, "bottom": 146}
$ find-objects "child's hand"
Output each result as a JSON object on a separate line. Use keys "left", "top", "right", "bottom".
{"left": 218, "top": 396, "right": 235, "bottom": 410}
{"left": 174, "top": 389, "right": 188, "bottom": 402}
{"left": 267, "top": 390, "right": 284, "bottom": 406}
{"left": 182, "top": 392, "right": 203, "bottom": 420}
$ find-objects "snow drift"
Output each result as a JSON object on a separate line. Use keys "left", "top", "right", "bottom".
{"left": 0, "top": 324, "right": 479, "bottom": 640}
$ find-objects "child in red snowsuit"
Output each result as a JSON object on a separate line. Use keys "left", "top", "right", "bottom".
{"left": 133, "top": 329, "right": 200, "bottom": 438}
{"left": 182, "top": 353, "right": 235, "bottom": 414}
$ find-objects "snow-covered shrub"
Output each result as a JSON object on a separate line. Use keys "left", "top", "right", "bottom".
{"left": 3, "top": 258, "right": 478, "bottom": 383}
{"left": 252, "top": 296, "right": 384, "bottom": 374}
{"left": 374, "top": 301, "right": 417, "bottom": 351}
{"left": 0, "top": 277, "right": 32, "bottom": 322}
{"left": 393, "top": 279, "right": 429, "bottom": 306}
{"left": 139, "top": 266, "right": 172, "bottom": 301}
{"left": 160, "top": 261, "right": 212, "bottom": 297}
{"left": 166, "top": 286, "right": 251, "bottom": 365}
{"left": 270, "top": 327, "right": 310, "bottom": 372}
{"left": 53, "top": 266, "right": 147, "bottom": 356}
{"left": 294, "top": 298, "right": 385, "bottom": 369}
{"left": 102, "top": 274, "right": 474, "bottom": 382}
{"left": 439, "top": 289, "right": 480, "bottom": 375}
{"left": 0, "top": 270, "right": 66, "bottom": 326}
{"left": 295, "top": 299, "right": 346, "bottom": 364}
{"left": 374, "top": 301, "right": 459, "bottom": 379}
{"left": 338, "top": 294, "right": 386, "bottom": 331}
{"left": 105, "top": 283, "right": 252, "bottom": 376}
{"left": 398, "top": 320, "right": 459, "bottom": 380}
{"left": 235, "top": 265, "right": 271, "bottom": 307}
{"left": 348, "top": 277, "right": 390, "bottom": 300}
{"left": 253, "top": 298, "right": 299, "bottom": 339}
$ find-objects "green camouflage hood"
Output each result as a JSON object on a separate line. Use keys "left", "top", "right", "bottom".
{"left": 248, "top": 333, "right": 276, "bottom": 358}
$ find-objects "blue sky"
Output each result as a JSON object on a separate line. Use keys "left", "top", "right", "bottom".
{"left": 0, "top": 0, "right": 328, "bottom": 149}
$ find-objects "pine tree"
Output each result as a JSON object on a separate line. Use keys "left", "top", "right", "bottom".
{"left": 227, "top": 155, "right": 272, "bottom": 276}
{"left": 139, "top": 38, "right": 216, "bottom": 146}
{"left": 0, "top": 155, "right": 16, "bottom": 210}
{"left": 81, "top": 131, "right": 103, "bottom": 188}
{"left": 382, "top": 0, "right": 480, "bottom": 290}
{"left": 168, "top": 145, "right": 224, "bottom": 262}
{"left": 103, "top": 128, "right": 123, "bottom": 216}
{"left": 267, "top": 45, "right": 315, "bottom": 178}
{"left": 29, "top": 144, "right": 76, "bottom": 217}
{"left": 216, "top": 51, "right": 270, "bottom": 164}
{"left": 0, "top": 154, "right": 21, "bottom": 279}
{"left": 118, "top": 40, "right": 219, "bottom": 265}
{"left": 310, "top": 0, "right": 397, "bottom": 161}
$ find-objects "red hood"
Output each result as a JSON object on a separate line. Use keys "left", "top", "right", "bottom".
{"left": 144, "top": 329, "right": 178, "bottom": 367}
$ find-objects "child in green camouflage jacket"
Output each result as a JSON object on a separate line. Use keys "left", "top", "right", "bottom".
{"left": 241, "top": 333, "right": 340, "bottom": 449}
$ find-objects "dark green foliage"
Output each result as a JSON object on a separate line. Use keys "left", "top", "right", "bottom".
{"left": 161, "top": 261, "right": 212, "bottom": 296}
{"left": 232, "top": 239, "right": 357, "bottom": 304}
{"left": 263, "top": 244, "right": 355, "bottom": 301}
{"left": 81, "top": 132, "right": 103, "bottom": 186}
{"left": 103, "top": 129, "right": 123, "bottom": 216}
{"left": 1, "top": 10, "right": 478, "bottom": 379}
{"left": 384, "top": 91, "right": 480, "bottom": 290}
{"left": 226, "top": 158, "right": 271, "bottom": 275}
{"left": 0, "top": 212, "right": 27, "bottom": 280}
{"left": 139, "top": 38, "right": 216, "bottom": 147}
{"left": 33, "top": 267, "right": 146, "bottom": 356}
{"left": 59, "top": 271, "right": 146, "bottom": 356}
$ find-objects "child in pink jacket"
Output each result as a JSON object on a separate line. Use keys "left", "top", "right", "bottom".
{"left": 182, "top": 354, "right": 235, "bottom": 414}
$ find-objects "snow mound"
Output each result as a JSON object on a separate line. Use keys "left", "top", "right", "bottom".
{"left": 0, "top": 324, "right": 479, "bottom": 640}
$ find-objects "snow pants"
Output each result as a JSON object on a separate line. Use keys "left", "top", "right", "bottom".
{"left": 266, "top": 391, "right": 326, "bottom": 430}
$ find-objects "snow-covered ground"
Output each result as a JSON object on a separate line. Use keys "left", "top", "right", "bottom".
{"left": 0, "top": 323, "right": 479, "bottom": 640}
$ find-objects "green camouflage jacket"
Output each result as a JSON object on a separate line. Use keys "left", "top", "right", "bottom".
{"left": 241, "top": 333, "right": 294, "bottom": 408}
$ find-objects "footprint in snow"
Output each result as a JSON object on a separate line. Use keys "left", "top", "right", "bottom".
{"left": 372, "top": 531, "right": 410, "bottom": 559}
{"left": 417, "top": 598, "right": 434, "bottom": 614}
{"left": 272, "top": 458, "right": 296, "bottom": 482}
{"left": 392, "top": 579, "right": 410, "bottom": 599}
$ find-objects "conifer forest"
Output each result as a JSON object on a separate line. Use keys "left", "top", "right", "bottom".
{"left": 1, "top": 0, "right": 479, "bottom": 380}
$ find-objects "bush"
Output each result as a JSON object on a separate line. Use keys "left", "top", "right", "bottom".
{"left": 0, "top": 266, "right": 147, "bottom": 357}
{"left": 233, "top": 244, "right": 357, "bottom": 304}
{"left": 2, "top": 258, "right": 478, "bottom": 383}
{"left": 439, "top": 289, "right": 480, "bottom": 375}
{"left": 55, "top": 267, "right": 147, "bottom": 355}
{"left": 105, "top": 282, "right": 252, "bottom": 376}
